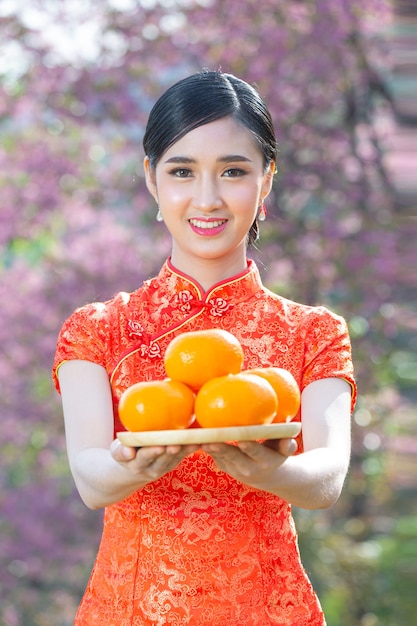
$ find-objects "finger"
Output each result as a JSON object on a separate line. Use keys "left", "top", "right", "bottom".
{"left": 137, "top": 445, "right": 170, "bottom": 466}
{"left": 140, "top": 451, "right": 185, "bottom": 479}
{"left": 279, "top": 438, "right": 298, "bottom": 456}
{"left": 140, "top": 444, "right": 199, "bottom": 463}
{"left": 138, "top": 444, "right": 199, "bottom": 477}
{"left": 236, "top": 440, "right": 295, "bottom": 471}
{"left": 202, "top": 442, "right": 250, "bottom": 475}
{"left": 201, "top": 442, "right": 241, "bottom": 461}
{"left": 236, "top": 441, "right": 273, "bottom": 464}
{"left": 110, "top": 439, "right": 137, "bottom": 462}
{"left": 164, "top": 444, "right": 200, "bottom": 456}
{"left": 262, "top": 438, "right": 298, "bottom": 456}
{"left": 165, "top": 444, "right": 182, "bottom": 455}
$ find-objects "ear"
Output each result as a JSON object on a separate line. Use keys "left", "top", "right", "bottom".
{"left": 261, "top": 160, "right": 275, "bottom": 200}
{"left": 143, "top": 156, "right": 158, "bottom": 202}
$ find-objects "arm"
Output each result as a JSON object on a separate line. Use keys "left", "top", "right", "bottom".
{"left": 58, "top": 360, "right": 198, "bottom": 510}
{"left": 202, "top": 377, "right": 352, "bottom": 510}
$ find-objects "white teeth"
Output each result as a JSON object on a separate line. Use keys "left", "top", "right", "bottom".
{"left": 189, "top": 219, "right": 226, "bottom": 229}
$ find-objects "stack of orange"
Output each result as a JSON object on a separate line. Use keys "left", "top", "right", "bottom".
{"left": 118, "top": 328, "right": 300, "bottom": 432}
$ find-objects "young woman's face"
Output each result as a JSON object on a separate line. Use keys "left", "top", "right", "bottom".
{"left": 144, "top": 116, "right": 274, "bottom": 275}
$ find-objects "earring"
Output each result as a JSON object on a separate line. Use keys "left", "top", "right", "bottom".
{"left": 156, "top": 207, "right": 163, "bottom": 222}
{"left": 258, "top": 203, "right": 267, "bottom": 222}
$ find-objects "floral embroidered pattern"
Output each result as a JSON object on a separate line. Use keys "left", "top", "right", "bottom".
{"left": 207, "top": 296, "right": 231, "bottom": 316}
{"left": 173, "top": 290, "right": 231, "bottom": 318}
{"left": 174, "top": 289, "right": 195, "bottom": 313}
{"left": 127, "top": 319, "right": 144, "bottom": 339}
{"left": 147, "top": 341, "right": 161, "bottom": 359}
{"left": 136, "top": 341, "right": 161, "bottom": 359}
{"left": 52, "top": 258, "right": 356, "bottom": 625}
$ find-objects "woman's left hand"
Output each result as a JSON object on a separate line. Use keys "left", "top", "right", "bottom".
{"left": 201, "top": 438, "right": 297, "bottom": 488}
{"left": 202, "top": 378, "right": 352, "bottom": 508}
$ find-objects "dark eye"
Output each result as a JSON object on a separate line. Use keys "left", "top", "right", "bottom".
{"left": 223, "top": 168, "right": 247, "bottom": 178}
{"left": 170, "top": 168, "right": 192, "bottom": 178}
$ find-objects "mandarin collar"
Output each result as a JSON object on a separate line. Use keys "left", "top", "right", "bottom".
{"left": 151, "top": 257, "right": 263, "bottom": 306}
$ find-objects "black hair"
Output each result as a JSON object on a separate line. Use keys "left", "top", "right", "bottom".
{"left": 143, "top": 70, "right": 277, "bottom": 245}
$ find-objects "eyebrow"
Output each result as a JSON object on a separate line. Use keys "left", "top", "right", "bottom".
{"left": 164, "top": 155, "right": 253, "bottom": 164}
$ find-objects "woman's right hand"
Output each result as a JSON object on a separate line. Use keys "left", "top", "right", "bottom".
{"left": 110, "top": 440, "right": 199, "bottom": 481}
{"left": 58, "top": 359, "right": 199, "bottom": 509}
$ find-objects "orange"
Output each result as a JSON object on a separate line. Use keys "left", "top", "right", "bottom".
{"left": 194, "top": 373, "right": 277, "bottom": 428}
{"left": 164, "top": 328, "right": 244, "bottom": 392}
{"left": 243, "top": 367, "right": 300, "bottom": 422}
{"left": 118, "top": 379, "right": 195, "bottom": 432}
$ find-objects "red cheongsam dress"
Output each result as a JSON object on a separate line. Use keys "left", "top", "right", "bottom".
{"left": 53, "top": 258, "right": 356, "bottom": 626}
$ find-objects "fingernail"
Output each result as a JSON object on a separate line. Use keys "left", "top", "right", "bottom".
{"left": 289, "top": 440, "right": 298, "bottom": 455}
{"left": 122, "top": 446, "right": 133, "bottom": 459}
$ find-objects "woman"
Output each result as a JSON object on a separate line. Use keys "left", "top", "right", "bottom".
{"left": 53, "top": 71, "right": 356, "bottom": 625}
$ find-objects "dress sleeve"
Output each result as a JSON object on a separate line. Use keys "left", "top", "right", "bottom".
{"left": 302, "top": 307, "right": 357, "bottom": 413}
{"left": 52, "top": 302, "right": 110, "bottom": 393}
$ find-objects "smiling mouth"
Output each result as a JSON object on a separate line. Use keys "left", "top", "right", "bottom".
{"left": 188, "top": 218, "right": 228, "bottom": 229}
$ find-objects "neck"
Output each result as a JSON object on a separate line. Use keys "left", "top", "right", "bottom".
{"left": 170, "top": 251, "right": 248, "bottom": 292}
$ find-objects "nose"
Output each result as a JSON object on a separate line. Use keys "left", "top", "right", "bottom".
{"left": 192, "top": 174, "right": 223, "bottom": 211}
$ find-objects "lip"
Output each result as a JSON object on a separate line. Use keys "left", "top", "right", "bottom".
{"left": 188, "top": 217, "right": 228, "bottom": 236}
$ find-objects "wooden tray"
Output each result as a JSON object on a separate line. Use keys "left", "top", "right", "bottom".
{"left": 117, "top": 422, "right": 301, "bottom": 447}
